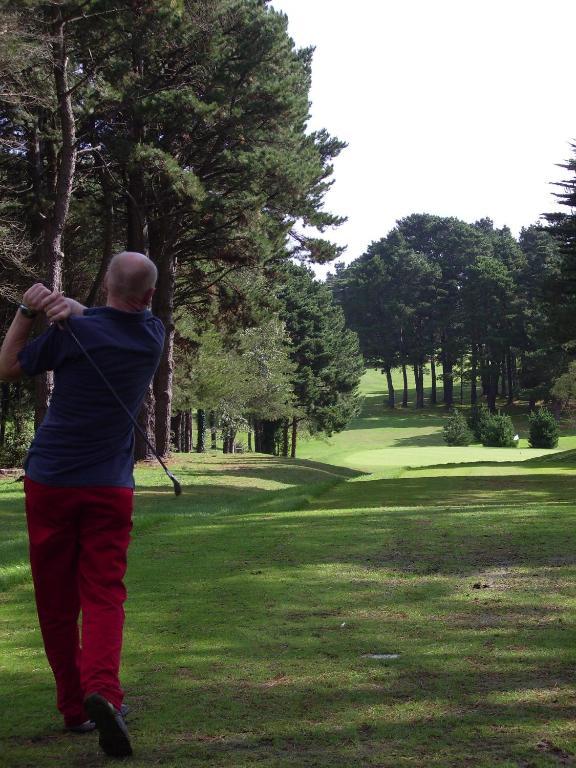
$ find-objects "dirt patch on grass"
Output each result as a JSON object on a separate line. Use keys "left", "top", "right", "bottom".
{"left": 536, "top": 739, "right": 575, "bottom": 765}
{"left": 447, "top": 603, "right": 563, "bottom": 630}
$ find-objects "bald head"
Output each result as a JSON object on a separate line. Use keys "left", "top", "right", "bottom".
{"left": 105, "top": 251, "right": 158, "bottom": 309}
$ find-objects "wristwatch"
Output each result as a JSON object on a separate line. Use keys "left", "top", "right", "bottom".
{"left": 19, "top": 304, "right": 38, "bottom": 319}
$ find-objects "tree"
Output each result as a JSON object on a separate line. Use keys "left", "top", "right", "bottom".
{"left": 460, "top": 254, "right": 518, "bottom": 411}
{"left": 442, "top": 410, "right": 473, "bottom": 446}
{"left": 396, "top": 214, "right": 491, "bottom": 407}
{"left": 0, "top": 0, "right": 348, "bottom": 455}
{"left": 72, "top": 0, "right": 346, "bottom": 456}
{"left": 528, "top": 409, "right": 559, "bottom": 449}
{"left": 551, "top": 363, "right": 576, "bottom": 419}
{"left": 274, "top": 263, "right": 363, "bottom": 456}
{"left": 517, "top": 226, "right": 563, "bottom": 407}
{"left": 172, "top": 316, "right": 295, "bottom": 454}
{"left": 333, "top": 231, "right": 437, "bottom": 408}
{"left": 544, "top": 142, "right": 576, "bottom": 347}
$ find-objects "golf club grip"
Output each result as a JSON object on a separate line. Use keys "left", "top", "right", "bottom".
{"left": 63, "top": 321, "right": 177, "bottom": 486}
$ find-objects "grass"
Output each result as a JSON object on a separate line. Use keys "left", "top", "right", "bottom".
{"left": 2, "top": 370, "right": 576, "bottom": 766}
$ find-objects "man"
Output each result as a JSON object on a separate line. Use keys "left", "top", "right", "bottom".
{"left": 0, "top": 251, "right": 164, "bottom": 758}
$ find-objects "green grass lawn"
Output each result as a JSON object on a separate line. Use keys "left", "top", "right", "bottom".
{"left": 2, "top": 371, "right": 576, "bottom": 767}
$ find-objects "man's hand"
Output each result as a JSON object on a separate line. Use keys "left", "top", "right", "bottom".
{"left": 43, "top": 292, "right": 72, "bottom": 323}
{"left": 0, "top": 283, "right": 52, "bottom": 381}
{"left": 22, "top": 283, "right": 52, "bottom": 314}
{"left": 21, "top": 285, "right": 86, "bottom": 323}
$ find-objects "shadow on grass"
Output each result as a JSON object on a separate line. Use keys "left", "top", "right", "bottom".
{"left": 390, "top": 431, "right": 445, "bottom": 447}
{"left": 307, "top": 473, "right": 576, "bottom": 511}
{"left": 409, "top": 448, "right": 576, "bottom": 472}
{"left": 3, "top": 538, "right": 576, "bottom": 767}
{"left": 347, "top": 400, "right": 447, "bottom": 431}
{"left": 171, "top": 456, "right": 365, "bottom": 480}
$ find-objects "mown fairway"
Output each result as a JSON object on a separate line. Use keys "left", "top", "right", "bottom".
{"left": 2, "top": 370, "right": 576, "bottom": 767}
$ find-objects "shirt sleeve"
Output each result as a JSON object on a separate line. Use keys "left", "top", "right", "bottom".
{"left": 17, "top": 325, "right": 75, "bottom": 377}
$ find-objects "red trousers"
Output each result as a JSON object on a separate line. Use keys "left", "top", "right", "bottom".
{"left": 24, "top": 477, "right": 133, "bottom": 727}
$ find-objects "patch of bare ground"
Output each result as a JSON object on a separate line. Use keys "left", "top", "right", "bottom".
{"left": 536, "top": 739, "right": 576, "bottom": 765}
{"left": 446, "top": 603, "right": 563, "bottom": 629}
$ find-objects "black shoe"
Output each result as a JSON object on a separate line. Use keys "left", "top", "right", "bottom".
{"left": 67, "top": 719, "right": 96, "bottom": 734}
{"left": 84, "top": 693, "right": 133, "bottom": 758}
{"left": 66, "top": 703, "right": 129, "bottom": 734}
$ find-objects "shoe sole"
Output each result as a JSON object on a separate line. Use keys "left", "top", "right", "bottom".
{"left": 84, "top": 693, "right": 133, "bottom": 758}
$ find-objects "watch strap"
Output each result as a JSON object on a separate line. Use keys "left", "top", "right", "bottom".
{"left": 19, "top": 304, "right": 38, "bottom": 319}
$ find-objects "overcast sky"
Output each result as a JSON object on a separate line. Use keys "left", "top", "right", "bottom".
{"left": 271, "top": 0, "right": 576, "bottom": 276}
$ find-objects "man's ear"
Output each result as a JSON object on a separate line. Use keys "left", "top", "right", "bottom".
{"left": 143, "top": 288, "right": 155, "bottom": 307}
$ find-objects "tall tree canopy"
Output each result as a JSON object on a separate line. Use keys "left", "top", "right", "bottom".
{"left": 332, "top": 213, "right": 561, "bottom": 412}
{"left": 0, "top": 0, "right": 347, "bottom": 457}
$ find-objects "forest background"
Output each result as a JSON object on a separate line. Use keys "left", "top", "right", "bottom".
{"left": 2, "top": 0, "right": 576, "bottom": 466}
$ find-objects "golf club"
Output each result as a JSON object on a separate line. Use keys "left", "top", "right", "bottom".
{"left": 63, "top": 320, "right": 182, "bottom": 496}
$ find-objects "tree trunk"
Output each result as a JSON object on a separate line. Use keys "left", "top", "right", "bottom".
{"left": 500, "top": 359, "right": 507, "bottom": 397}
{"left": 247, "top": 416, "right": 253, "bottom": 452}
{"left": 430, "top": 352, "right": 437, "bottom": 405}
{"left": 260, "top": 419, "right": 280, "bottom": 455}
{"left": 383, "top": 365, "right": 395, "bottom": 409}
{"left": 291, "top": 416, "right": 298, "bottom": 458}
{"left": 413, "top": 364, "right": 424, "bottom": 409}
{"left": 222, "top": 429, "right": 235, "bottom": 454}
{"left": 223, "top": 429, "right": 235, "bottom": 454}
{"left": 0, "top": 383, "right": 9, "bottom": 447}
{"left": 282, "top": 419, "right": 290, "bottom": 457}
{"left": 486, "top": 363, "right": 499, "bottom": 413}
{"left": 35, "top": 7, "right": 78, "bottom": 428}
{"left": 209, "top": 411, "right": 217, "bottom": 450}
{"left": 506, "top": 350, "right": 514, "bottom": 406}
{"left": 134, "top": 384, "right": 156, "bottom": 461}
{"left": 401, "top": 364, "right": 408, "bottom": 407}
{"left": 260, "top": 420, "right": 278, "bottom": 455}
{"left": 151, "top": 229, "right": 176, "bottom": 458}
{"left": 182, "top": 410, "right": 192, "bottom": 452}
{"left": 126, "top": 14, "right": 148, "bottom": 254}
{"left": 470, "top": 345, "right": 478, "bottom": 405}
{"left": 441, "top": 352, "right": 454, "bottom": 407}
{"left": 460, "top": 354, "right": 465, "bottom": 405}
{"left": 171, "top": 412, "right": 182, "bottom": 452}
{"left": 196, "top": 409, "right": 206, "bottom": 453}
{"left": 85, "top": 171, "right": 115, "bottom": 306}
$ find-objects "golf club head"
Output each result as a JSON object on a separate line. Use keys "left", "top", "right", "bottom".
{"left": 168, "top": 472, "right": 182, "bottom": 496}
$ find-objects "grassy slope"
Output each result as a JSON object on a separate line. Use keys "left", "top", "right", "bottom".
{"left": 298, "top": 368, "right": 576, "bottom": 472}
{"left": 2, "top": 372, "right": 576, "bottom": 767}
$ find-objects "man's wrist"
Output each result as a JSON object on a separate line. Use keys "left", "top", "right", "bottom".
{"left": 19, "top": 304, "right": 39, "bottom": 320}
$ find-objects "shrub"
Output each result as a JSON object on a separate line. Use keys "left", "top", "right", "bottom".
{"left": 481, "top": 412, "right": 517, "bottom": 448}
{"left": 528, "top": 408, "right": 559, "bottom": 448}
{"left": 0, "top": 422, "right": 33, "bottom": 468}
{"left": 443, "top": 410, "right": 474, "bottom": 446}
{"left": 466, "top": 403, "right": 492, "bottom": 442}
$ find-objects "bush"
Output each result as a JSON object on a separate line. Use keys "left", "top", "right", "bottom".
{"left": 443, "top": 410, "right": 474, "bottom": 446}
{"left": 466, "top": 403, "right": 492, "bottom": 442}
{"left": 0, "top": 422, "right": 33, "bottom": 468}
{"left": 481, "top": 412, "right": 517, "bottom": 448}
{"left": 528, "top": 408, "right": 559, "bottom": 448}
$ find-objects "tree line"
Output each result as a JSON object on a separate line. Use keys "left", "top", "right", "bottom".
{"left": 329, "top": 210, "right": 570, "bottom": 413}
{"left": 0, "top": 0, "right": 363, "bottom": 463}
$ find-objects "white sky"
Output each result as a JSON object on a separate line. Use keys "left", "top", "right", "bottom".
{"left": 271, "top": 0, "right": 576, "bottom": 276}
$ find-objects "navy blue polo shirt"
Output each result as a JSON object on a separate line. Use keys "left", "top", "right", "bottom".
{"left": 18, "top": 307, "right": 165, "bottom": 488}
